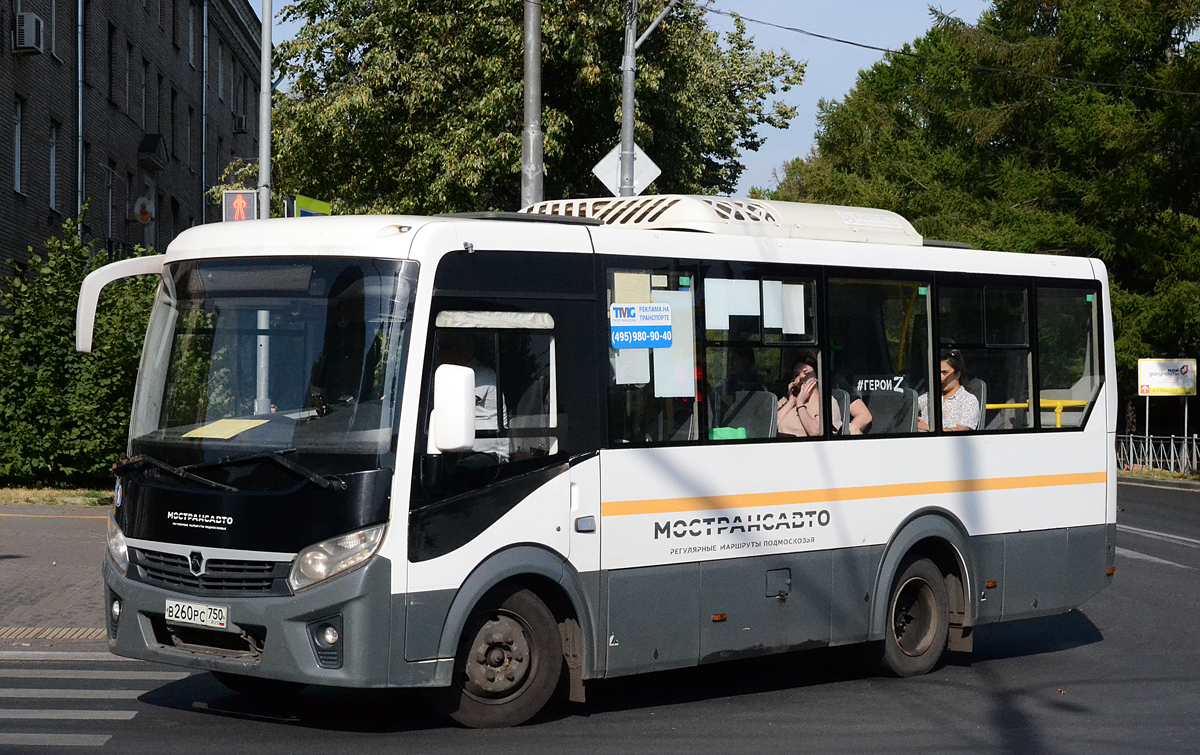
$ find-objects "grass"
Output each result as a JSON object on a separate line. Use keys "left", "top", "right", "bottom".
{"left": 0, "top": 488, "right": 113, "bottom": 507}
{"left": 1118, "top": 467, "right": 1200, "bottom": 483}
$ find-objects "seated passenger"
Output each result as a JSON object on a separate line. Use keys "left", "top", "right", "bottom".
{"left": 917, "top": 349, "right": 980, "bottom": 432}
{"left": 777, "top": 352, "right": 838, "bottom": 437}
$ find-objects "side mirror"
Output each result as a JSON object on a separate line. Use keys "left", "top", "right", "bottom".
{"left": 430, "top": 364, "right": 476, "bottom": 453}
{"left": 76, "top": 255, "right": 166, "bottom": 352}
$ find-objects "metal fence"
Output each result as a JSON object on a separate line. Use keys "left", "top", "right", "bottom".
{"left": 1117, "top": 434, "right": 1200, "bottom": 475}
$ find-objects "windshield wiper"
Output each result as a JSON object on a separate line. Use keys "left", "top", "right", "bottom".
{"left": 113, "top": 454, "right": 238, "bottom": 492}
{"left": 184, "top": 448, "right": 347, "bottom": 492}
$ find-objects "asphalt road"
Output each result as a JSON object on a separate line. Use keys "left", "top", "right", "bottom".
{"left": 3, "top": 480, "right": 1199, "bottom": 754}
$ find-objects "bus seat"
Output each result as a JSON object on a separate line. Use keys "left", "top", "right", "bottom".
{"left": 715, "top": 390, "right": 778, "bottom": 439}
{"left": 831, "top": 388, "right": 851, "bottom": 435}
{"left": 862, "top": 387, "right": 918, "bottom": 434}
{"left": 964, "top": 378, "right": 987, "bottom": 430}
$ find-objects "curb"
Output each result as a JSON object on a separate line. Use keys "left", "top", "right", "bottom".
{"left": 1117, "top": 475, "right": 1200, "bottom": 492}
{"left": 0, "top": 650, "right": 131, "bottom": 661}
{"left": 0, "top": 627, "right": 106, "bottom": 641}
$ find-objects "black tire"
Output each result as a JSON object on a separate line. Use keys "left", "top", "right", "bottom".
{"left": 211, "top": 671, "right": 307, "bottom": 697}
{"left": 879, "top": 557, "right": 949, "bottom": 678}
{"left": 426, "top": 587, "right": 563, "bottom": 729}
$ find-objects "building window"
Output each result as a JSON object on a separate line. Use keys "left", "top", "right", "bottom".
{"left": 170, "top": 88, "right": 178, "bottom": 155}
{"left": 106, "top": 160, "right": 117, "bottom": 239}
{"left": 50, "top": 0, "right": 58, "bottom": 56}
{"left": 49, "top": 123, "right": 59, "bottom": 210}
{"left": 187, "top": 107, "right": 194, "bottom": 169}
{"left": 107, "top": 25, "right": 116, "bottom": 103}
{"left": 188, "top": 4, "right": 196, "bottom": 66}
{"left": 125, "top": 44, "right": 133, "bottom": 113}
{"left": 218, "top": 40, "right": 225, "bottom": 101}
{"left": 13, "top": 99, "right": 22, "bottom": 193}
{"left": 142, "top": 61, "right": 150, "bottom": 130}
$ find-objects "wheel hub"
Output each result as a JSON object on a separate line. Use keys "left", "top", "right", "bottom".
{"left": 892, "top": 576, "right": 936, "bottom": 657}
{"left": 464, "top": 614, "right": 532, "bottom": 698}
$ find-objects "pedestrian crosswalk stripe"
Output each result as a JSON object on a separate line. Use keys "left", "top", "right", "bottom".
{"left": 0, "top": 709, "right": 137, "bottom": 720}
{"left": 0, "top": 688, "right": 144, "bottom": 698}
{"left": 0, "top": 733, "right": 112, "bottom": 747}
{"left": 0, "top": 670, "right": 191, "bottom": 680}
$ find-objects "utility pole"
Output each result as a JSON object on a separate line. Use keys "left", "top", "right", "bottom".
{"left": 618, "top": 0, "right": 679, "bottom": 197}
{"left": 520, "top": 0, "right": 544, "bottom": 208}
{"left": 257, "top": 0, "right": 272, "bottom": 217}
{"left": 618, "top": 0, "right": 638, "bottom": 197}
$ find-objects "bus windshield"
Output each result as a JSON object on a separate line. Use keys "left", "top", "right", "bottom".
{"left": 128, "top": 257, "right": 417, "bottom": 485}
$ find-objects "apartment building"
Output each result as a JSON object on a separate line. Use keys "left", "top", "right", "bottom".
{"left": 2, "top": 0, "right": 260, "bottom": 277}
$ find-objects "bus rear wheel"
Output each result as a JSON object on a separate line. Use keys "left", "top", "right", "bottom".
{"left": 881, "top": 557, "right": 949, "bottom": 678}
{"left": 427, "top": 587, "right": 563, "bottom": 728}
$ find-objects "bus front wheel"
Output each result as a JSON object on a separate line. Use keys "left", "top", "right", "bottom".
{"left": 427, "top": 587, "right": 563, "bottom": 728}
{"left": 880, "top": 557, "right": 949, "bottom": 678}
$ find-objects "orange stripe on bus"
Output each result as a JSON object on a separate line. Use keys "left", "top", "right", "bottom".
{"left": 601, "top": 471, "right": 1107, "bottom": 517}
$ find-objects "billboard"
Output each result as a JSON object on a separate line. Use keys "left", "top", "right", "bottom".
{"left": 1138, "top": 358, "right": 1197, "bottom": 396}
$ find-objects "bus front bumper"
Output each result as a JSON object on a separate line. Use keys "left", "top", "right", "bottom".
{"left": 102, "top": 555, "right": 400, "bottom": 688}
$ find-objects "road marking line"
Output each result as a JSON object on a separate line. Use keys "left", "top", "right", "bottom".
{"left": 1117, "top": 524, "right": 1200, "bottom": 549}
{"left": 0, "top": 709, "right": 137, "bottom": 720}
{"left": 1116, "top": 547, "right": 1195, "bottom": 570}
{"left": 0, "top": 688, "right": 144, "bottom": 699}
{"left": 0, "top": 733, "right": 111, "bottom": 747}
{"left": 0, "top": 651, "right": 135, "bottom": 662}
{"left": 0, "top": 512, "right": 107, "bottom": 519}
{"left": 0, "top": 670, "right": 190, "bottom": 680}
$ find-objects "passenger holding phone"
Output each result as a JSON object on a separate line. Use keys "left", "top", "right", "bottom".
{"left": 777, "top": 352, "right": 839, "bottom": 437}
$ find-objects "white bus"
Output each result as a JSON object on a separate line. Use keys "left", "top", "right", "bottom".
{"left": 77, "top": 195, "right": 1116, "bottom": 728}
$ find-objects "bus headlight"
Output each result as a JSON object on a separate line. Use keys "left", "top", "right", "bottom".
{"left": 106, "top": 514, "right": 129, "bottom": 575}
{"left": 287, "top": 524, "right": 386, "bottom": 592}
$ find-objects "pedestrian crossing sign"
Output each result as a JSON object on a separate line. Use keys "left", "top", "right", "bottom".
{"left": 222, "top": 190, "right": 258, "bottom": 222}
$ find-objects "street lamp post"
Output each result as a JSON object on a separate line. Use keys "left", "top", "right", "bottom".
{"left": 258, "top": 0, "right": 272, "bottom": 217}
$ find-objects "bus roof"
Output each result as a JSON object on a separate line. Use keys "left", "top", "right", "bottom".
{"left": 520, "top": 195, "right": 923, "bottom": 246}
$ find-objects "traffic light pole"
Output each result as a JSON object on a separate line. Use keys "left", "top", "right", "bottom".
{"left": 520, "top": 0, "right": 544, "bottom": 208}
{"left": 258, "top": 0, "right": 272, "bottom": 217}
{"left": 619, "top": 0, "right": 678, "bottom": 197}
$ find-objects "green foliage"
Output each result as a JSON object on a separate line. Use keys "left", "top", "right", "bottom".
{"left": 768, "top": 1, "right": 1200, "bottom": 424}
{"left": 272, "top": 0, "right": 804, "bottom": 213}
{"left": 0, "top": 213, "right": 156, "bottom": 487}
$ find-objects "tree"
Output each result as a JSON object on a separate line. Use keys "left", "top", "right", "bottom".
{"left": 767, "top": 1, "right": 1200, "bottom": 431}
{"left": 272, "top": 0, "right": 804, "bottom": 214}
{"left": 0, "top": 213, "right": 156, "bottom": 487}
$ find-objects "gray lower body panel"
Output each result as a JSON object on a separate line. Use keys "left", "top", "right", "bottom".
{"left": 105, "top": 556, "right": 445, "bottom": 688}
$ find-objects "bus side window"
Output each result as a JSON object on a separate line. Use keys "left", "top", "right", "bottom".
{"left": 938, "top": 285, "right": 1033, "bottom": 431}
{"left": 701, "top": 275, "right": 830, "bottom": 440}
{"left": 606, "top": 267, "right": 699, "bottom": 445}
{"left": 828, "top": 279, "right": 932, "bottom": 436}
{"left": 420, "top": 311, "right": 559, "bottom": 500}
{"left": 1036, "top": 287, "right": 1102, "bottom": 429}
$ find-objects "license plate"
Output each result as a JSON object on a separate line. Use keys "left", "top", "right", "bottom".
{"left": 164, "top": 599, "right": 229, "bottom": 630}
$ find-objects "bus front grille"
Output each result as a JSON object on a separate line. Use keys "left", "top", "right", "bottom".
{"left": 132, "top": 548, "right": 292, "bottom": 596}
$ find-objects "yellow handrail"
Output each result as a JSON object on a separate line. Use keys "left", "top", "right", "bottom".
{"left": 983, "top": 399, "right": 1089, "bottom": 428}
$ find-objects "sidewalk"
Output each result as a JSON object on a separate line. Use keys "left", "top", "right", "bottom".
{"left": 0, "top": 501, "right": 109, "bottom": 651}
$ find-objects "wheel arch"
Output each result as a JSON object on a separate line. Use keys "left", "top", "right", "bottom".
{"left": 435, "top": 543, "right": 598, "bottom": 681}
{"left": 868, "top": 509, "right": 976, "bottom": 642}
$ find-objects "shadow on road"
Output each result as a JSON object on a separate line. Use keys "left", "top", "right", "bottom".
{"left": 968, "top": 609, "right": 1102, "bottom": 663}
{"left": 138, "top": 608, "right": 1103, "bottom": 733}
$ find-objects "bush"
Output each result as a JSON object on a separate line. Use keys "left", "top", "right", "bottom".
{"left": 0, "top": 213, "right": 156, "bottom": 488}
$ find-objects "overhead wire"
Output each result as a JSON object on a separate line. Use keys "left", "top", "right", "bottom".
{"left": 704, "top": 6, "right": 1200, "bottom": 99}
